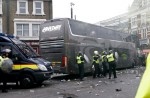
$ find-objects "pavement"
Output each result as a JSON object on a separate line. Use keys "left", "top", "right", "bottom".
{"left": 0, "top": 66, "right": 145, "bottom": 98}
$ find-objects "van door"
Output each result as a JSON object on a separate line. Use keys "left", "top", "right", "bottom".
{"left": 0, "top": 43, "right": 22, "bottom": 81}
{"left": 0, "top": 43, "right": 21, "bottom": 70}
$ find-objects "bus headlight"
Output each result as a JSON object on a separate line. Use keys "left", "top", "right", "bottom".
{"left": 38, "top": 64, "right": 47, "bottom": 71}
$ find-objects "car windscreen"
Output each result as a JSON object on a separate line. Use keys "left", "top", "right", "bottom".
{"left": 11, "top": 38, "right": 39, "bottom": 58}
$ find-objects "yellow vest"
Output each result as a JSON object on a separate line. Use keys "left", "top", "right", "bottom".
{"left": 76, "top": 56, "right": 84, "bottom": 64}
{"left": 102, "top": 55, "right": 107, "bottom": 62}
{"left": 0, "top": 56, "right": 4, "bottom": 68}
{"left": 107, "top": 53, "right": 115, "bottom": 62}
{"left": 135, "top": 53, "right": 150, "bottom": 98}
{"left": 93, "top": 55, "right": 100, "bottom": 64}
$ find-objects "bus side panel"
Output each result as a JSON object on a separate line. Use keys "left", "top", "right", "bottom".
{"left": 66, "top": 43, "right": 105, "bottom": 74}
{"left": 109, "top": 41, "right": 136, "bottom": 69}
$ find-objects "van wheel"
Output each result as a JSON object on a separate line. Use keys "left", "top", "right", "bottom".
{"left": 20, "top": 74, "right": 34, "bottom": 88}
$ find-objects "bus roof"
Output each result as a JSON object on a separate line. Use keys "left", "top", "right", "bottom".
{"left": 42, "top": 18, "right": 132, "bottom": 42}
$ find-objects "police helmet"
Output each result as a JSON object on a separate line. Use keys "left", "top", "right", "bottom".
{"left": 94, "top": 51, "right": 99, "bottom": 55}
{"left": 109, "top": 50, "right": 113, "bottom": 54}
{"left": 78, "top": 51, "right": 82, "bottom": 55}
{"left": 102, "top": 51, "right": 107, "bottom": 55}
{"left": 2, "top": 49, "right": 11, "bottom": 53}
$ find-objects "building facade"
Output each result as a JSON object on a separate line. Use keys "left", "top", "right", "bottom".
{"left": 96, "top": 0, "right": 150, "bottom": 49}
{"left": 128, "top": 0, "right": 150, "bottom": 49}
{"left": 95, "top": 13, "right": 129, "bottom": 34}
{"left": 2, "top": 0, "right": 53, "bottom": 53}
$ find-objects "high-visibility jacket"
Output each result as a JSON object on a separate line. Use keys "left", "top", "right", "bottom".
{"left": 102, "top": 55, "right": 107, "bottom": 62}
{"left": 76, "top": 55, "right": 84, "bottom": 64}
{"left": 135, "top": 53, "right": 150, "bottom": 98}
{"left": 93, "top": 55, "right": 100, "bottom": 64}
{"left": 107, "top": 53, "right": 115, "bottom": 62}
{"left": 0, "top": 56, "right": 4, "bottom": 68}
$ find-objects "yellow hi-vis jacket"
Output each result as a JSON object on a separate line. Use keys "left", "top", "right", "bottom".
{"left": 135, "top": 53, "right": 150, "bottom": 98}
{"left": 76, "top": 56, "right": 84, "bottom": 64}
{"left": 0, "top": 56, "right": 4, "bottom": 68}
{"left": 107, "top": 53, "right": 115, "bottom": 62}
{"left": 93, "top": 55, "right": 100, "bottom": 64}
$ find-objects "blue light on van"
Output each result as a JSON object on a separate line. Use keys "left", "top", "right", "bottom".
{"left": 0, "top": 33, "right": 15, "bottom": 38}
{"left": 0, "top": 33, "right": 7, "bottom": 36}
{"left": 7, "top": 35, "right": 15, "bottom": 38}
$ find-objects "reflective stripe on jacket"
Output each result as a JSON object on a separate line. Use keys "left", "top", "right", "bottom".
{"left": 107, "top": 53, "right": 115, "bottom": 62}
{"left": 76, "top": 56, "right": 84, "bottom": 64}
{"left": 102, "top": 55, "right": 107, "bottom": 62}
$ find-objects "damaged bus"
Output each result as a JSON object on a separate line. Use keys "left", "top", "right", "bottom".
{"left": 39, "top": 18, "right": 137, "bottom": 74}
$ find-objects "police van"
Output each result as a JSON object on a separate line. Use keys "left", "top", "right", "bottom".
{"left": 0, "top": 33, "right": 53, "bottom": 88}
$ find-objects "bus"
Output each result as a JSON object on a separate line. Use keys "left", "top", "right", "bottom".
{"left": 39, "top": 18, "right": 137, "bottom": 74}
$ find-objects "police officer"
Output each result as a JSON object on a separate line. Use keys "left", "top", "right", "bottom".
{"left": 135, "top": 53, "right": 150, "bottom": 98}
{"left": 76, "top": 51, "right": 85, "bottom": 81}
{"left": 107, "top": 50, "right": 117, "bottom": 79}
{"left": 92, "top": 51, "right": 101, "bottom": 78}
{"left": 101, "top": 51, "right": 108, "bottom": 77}
{"left": 0, "top": 49, "right": 12, "bottom": 93}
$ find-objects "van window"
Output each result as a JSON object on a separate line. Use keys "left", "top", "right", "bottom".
{"left": 0, "top": 44, "right": 20, "bottom": 61}
{"left": 0, "top": 45, "right": 11, "bottom": 56}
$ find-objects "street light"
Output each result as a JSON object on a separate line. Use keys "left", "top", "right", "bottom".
{"left": 70, "top": 2, "right": 75, "bottom": 19}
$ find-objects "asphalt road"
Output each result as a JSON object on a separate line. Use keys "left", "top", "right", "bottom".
{"left": 0, "top": 66, "right": 145, "bottom": 98}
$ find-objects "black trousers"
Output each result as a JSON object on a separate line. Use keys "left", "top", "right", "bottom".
{"left": 102, "top": 62, "right": 108, "bottom": 77}
{"left": 93, "top": 63, "right": 100, "bottom": 78}
{"left": 0, "top": 70, "right": 8, "bottom": 91}
{"left": 108, "top": 61, "right": 117, "bottom": 78}
{"left": 78, "top": 63, "right": 84, "bottom": 80}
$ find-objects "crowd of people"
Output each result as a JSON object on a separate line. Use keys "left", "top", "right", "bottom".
{"left": 76, "top": 48, "right": 117, "bottom": 81}
{"left": 76, "top": 49, "right": 150, "bottom": 97}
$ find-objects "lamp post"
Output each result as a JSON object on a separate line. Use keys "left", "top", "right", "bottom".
{"left": 70, "top": 2, "right": 75, "bottom": 19}
{"left": 6, "top": 0, "right": 10, "bottom": 34}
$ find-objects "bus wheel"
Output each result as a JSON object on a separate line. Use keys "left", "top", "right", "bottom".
{"left": 20, "top": 74, "right": 34, "bottom": 88}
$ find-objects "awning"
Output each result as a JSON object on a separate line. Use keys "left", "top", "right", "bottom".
{"left": 143, "top": 49, "right": 150, "bottom": 53}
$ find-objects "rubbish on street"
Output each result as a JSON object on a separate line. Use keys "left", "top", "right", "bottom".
{"left": 115, "top": 88, "right": 122, "bottom": 92}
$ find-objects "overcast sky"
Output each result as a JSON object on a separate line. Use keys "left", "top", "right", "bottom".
{"left": 53, "top": 0, "right": 134, "bottom": 24}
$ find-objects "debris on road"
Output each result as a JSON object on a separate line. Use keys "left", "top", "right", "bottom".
{"left": 57, "top": 92, "right": 60, "bottom": 95}
{"left": 67, "top": 79, "right": 71, "bottom": 82}
{"left": 29, "top": 90, "right": 35, "bottom": 93}
{"left": 61, "top": 79, "right": 66, "bottom": 82}
{"left": 88, "top": 91, "right": 92, "bottom": 94}
{"left": 115, "top": 88, "right": 122, "bottom": 92}
{"left": 76, "top": 90, "right": 80, "bottom": 92}
{"left": 95, "top": 94, "right": 99, "bottom": 96}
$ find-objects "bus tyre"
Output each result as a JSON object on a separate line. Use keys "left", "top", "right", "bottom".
{"left": 20, "top": 74, "right": 34, "bottom": 88}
